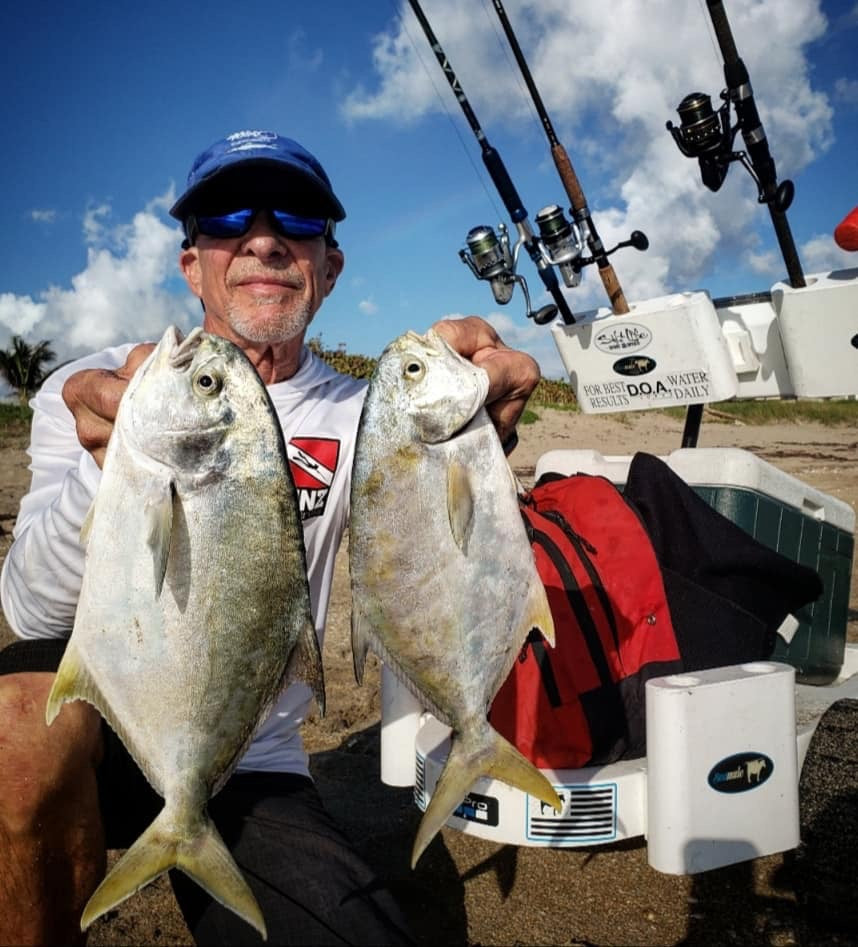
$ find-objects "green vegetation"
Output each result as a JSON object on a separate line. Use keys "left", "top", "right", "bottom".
{"left": 662, "top": 399, "right": 858, "bottom": 425}
{"left": 0, "top": 335, "right": 56, "bottom": 406}
{"left": 0, "top": 402, "right": 33, "bottom": 448}
{"left": 308, "top": 337, "right": 858, "bottom": 426}
{"left": 306, "top": 335, "right": 377, "bottom": 379}
{"left": 531, "top": 377, "right": 579, "bottom": 409}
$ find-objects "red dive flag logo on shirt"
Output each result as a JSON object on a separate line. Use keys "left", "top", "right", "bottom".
{"left": 287, "top": 437, "right": 341, "bottom": 520}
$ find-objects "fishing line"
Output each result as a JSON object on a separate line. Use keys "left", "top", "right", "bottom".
{"left": 392, "top": 0, "right": 507, "bottom": 225}
{"left": 698, "top": 0, "right": 726, "bottom": 74}
{"left": 400, "top": 0, "right": 577, "bottom": 324}
{"left": 478, "top": 0, "right": 547, "bottom": 145}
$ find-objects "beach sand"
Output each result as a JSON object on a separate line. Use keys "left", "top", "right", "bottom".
{"left": 2, "top": 407, "right": 856, "bottom": 945}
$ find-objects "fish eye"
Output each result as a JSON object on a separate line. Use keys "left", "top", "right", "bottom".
{"left": 402, "top": 358, "right": 425, "bottom": 382}
{"left": 193, "top": 369, "right": 223, "bottom": 397}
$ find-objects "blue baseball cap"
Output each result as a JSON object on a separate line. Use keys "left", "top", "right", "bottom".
{"left": 169, "top": 130, "right": 346, "bottom": 222}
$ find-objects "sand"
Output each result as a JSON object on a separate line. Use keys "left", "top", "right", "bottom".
{"left": 1, "top": 407, "right": 856, "bottom": 945}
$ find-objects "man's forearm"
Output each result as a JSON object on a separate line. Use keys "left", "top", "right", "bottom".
{"left": 1, "top": 464, "right": 95, "bottom": 640}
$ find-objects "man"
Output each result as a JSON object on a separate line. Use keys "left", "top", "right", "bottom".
{"left": 0, "top": 130, "right": 540, "bottom": 945}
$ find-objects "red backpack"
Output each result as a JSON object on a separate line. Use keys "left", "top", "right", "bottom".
{"left": 489, "top": 473, "right": 682, "bottom": 769}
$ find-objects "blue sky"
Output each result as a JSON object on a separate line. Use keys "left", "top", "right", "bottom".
{"left": 1, "top": 0, "right": 856, "bottom": 383}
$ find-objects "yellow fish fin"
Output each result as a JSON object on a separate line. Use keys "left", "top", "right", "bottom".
{"left": 45, "top": 643, "right": 105, "bottom": 726}
{"left": 411, "top": 726, "right": 562, "bottom": 869}
{"left": 81, "top": 808, "right": 266, "bottom": 940}
{"left": 523, "top": 576, "right": 555, "bottom": 648}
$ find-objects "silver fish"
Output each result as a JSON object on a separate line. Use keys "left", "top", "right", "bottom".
{"left": 349, "top": 328, "right": 559, "bottom": 868}
{"left": 46, "top": 326, "right": 324, "bottom": 939}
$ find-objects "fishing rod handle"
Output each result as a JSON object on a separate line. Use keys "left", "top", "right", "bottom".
{"left": 551, "top": 144, "right": 630, "bottom": 314}
{"left": 596, "top": 258, "right": 630, "bottom": 315}
{"left": 551, "top": 144, "right": 587, "bottom": 212}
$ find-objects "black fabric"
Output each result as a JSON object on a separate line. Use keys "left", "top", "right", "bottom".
{"left": 0, "top": 637, "right": 67, "bottom": 674}
{"left": 623, "top": 451, "right": 824, "bottom": 670}
{"left": 0, "top": 639, "right": 414, "bottom": 946}
{"left": 661, "top": 568, "right": 772, "bottom": 671}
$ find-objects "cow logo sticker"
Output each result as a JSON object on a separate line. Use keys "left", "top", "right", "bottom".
{"left": 708, "top": 752, "right": 773, "bottom": 793}
{"left": 613, "top": 355, "right": 657, "bottom": 376}
{"left": 287, "top": 437, "right": 341, "bottom": 520}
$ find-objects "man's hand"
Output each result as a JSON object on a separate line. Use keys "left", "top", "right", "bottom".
{"left": 61, "top": 344, "right": 154, "bottom": 468}
{"left": 432, "top": 316, "right": 540, "bottom": 446}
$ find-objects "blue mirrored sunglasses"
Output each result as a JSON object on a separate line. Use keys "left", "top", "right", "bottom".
{"left": 185, "top": 209, "right": 336, "bottom": 246}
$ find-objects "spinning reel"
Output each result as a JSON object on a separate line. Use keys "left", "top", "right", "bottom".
{"left": 460, "top": 208, "right": 648, "bottom": 325}
{"left": 666, "top": 91, "right": 794, "bottom": 213}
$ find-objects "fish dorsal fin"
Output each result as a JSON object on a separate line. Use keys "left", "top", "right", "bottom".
{"left": 144, "top": 479, "right": 175, "bottom": 597}
{"left": 447, "top": 459, "right": 474, "bottom": 554}
{"left": 80, "top": 499, "right": 96, "bottom": 548}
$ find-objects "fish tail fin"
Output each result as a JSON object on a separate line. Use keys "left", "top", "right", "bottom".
{"left": 483, "top": 728, "right": 562, "bottom": 815}
{"left": 412, "top": 727, "right": 562, "bottom": 869}
{"left": 81, "top": 809, "right": 266, "bottom": 941}
{"left": 175, "top": 816, "right": 267, "bottom": 940}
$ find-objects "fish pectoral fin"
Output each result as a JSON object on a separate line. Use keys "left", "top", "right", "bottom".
{"left": 412, "top": 727, "right": 562, "bottom": 869}
{"left": 81, "top": 808, "right": 266, "bottom": 940}
{"left": 287, "top": 619, "right": 326, "bottom": 717}
{"left": 45, "top": 643, "right": 105, "bottom": 726}
{"left": 446, "top": 459, "right": 475, "bottom": 554}
{"left": 350, "top": 608, "right": 371, "bottom": 686}
{"left": 144, "top": 478, "right": 176, "bottom": 597}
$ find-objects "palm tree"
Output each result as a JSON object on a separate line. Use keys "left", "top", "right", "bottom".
{"left": 0, "top": 335, "right": 57, "bottom": 406}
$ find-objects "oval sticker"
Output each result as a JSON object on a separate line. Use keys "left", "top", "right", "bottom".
{"left": 594, "top": 322, "right": 652, "bottom": 354}
{"left": 708, "top": 752, "right": 773, "bottom": 793}
{"left": 613, "top": 355, "right": 657, "bottom": 376}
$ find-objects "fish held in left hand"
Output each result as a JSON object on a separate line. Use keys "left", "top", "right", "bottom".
{"left": 45, "top": 326, "right": 324, "bottom": 940}
{"left": 349, "top": 328, "right": 560, "bottom": 868}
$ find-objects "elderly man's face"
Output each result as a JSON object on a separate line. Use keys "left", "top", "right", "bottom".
{"left": 179, "top": 210, "right": 344, "bottom": 348}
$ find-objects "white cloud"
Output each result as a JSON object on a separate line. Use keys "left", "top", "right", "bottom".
{"left": 29, "top": 209, "right": 56, "bottom": 224}
{"left": 287, "top": 28, "right": 324, "bottom": 71}
{"left": 0, "top": 189, "right": 198, "bottom": 364}
{"left": 799, "top": 233, "right": 857, "bottom": 272}
{"left": 344, "top": 0, "right": 834, "bottom": 300}
{"left": 82, "top": 202, "right": 112, "bottom": 246}
{"left": 834, "top": 77, "right": 858, "bottom": 105}
{"left": 358, "top": 297, "right": 379, "bottom": 315}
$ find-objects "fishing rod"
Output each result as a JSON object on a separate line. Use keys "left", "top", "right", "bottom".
{"left": 489, "top": 0, "right": 649, "bottom": 315}
{"left": 666, "top": 0, "right": 805, "bottom": 288}
{"left": 406, "top": 0, "right": 575, "bottom": 325}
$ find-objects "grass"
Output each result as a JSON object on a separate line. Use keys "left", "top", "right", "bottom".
{"left": 3, "top": 354, "right": 856, "bottom": 444}
{"left": 523, "top": 376, "right": 858, "bottom": 427}
{"left": 0, "top": 403, "right": 33, "bottom": 447}
{"left": 661, "top": 399, "right": 858, "bottom": 425}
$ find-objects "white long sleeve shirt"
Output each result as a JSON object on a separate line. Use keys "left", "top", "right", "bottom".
{"left": 1, "top": 341, "right": 367, "bottom": 778}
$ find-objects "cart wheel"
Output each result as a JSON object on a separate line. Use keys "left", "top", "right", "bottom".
{"left": 796, "top": 698, "right": 858, "bottom": 931}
